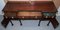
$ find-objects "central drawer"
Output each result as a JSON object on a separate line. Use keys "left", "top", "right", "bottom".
{"left": 17, "top": 12, "right": 42, "bottom": 18}
{"left": 17, "top": 12, "right": 42, "bottom": 16}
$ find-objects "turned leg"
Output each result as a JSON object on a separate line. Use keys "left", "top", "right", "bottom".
{"left": 38, "top": 20, "right": 41, "bottom": 26}
{"left": 10, "top": 20, "right": 14, "bottom": 26}
{"left": 47, "top": 20, "right": 50, "bottom": 26}
{"left": 19, "top": 20, "right": 22, "bottom": 26}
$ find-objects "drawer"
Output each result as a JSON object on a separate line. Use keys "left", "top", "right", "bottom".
{"left": 43, "top": 12, "right": 56, "bottom": 18}
{"left": 4, "top": 12, "right": 16, "bottom": 18}
{"left": 43, "top": 12, "right": 56, "bottom": 16}
{"left": 17, "top": 12, "right": 42, "bottom": 16}
{"left": 17, "top": 12, "right": 42, "bottom": 18}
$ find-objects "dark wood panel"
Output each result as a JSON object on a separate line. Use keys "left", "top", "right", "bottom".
{"left": 3, "top": 1, "right": 57, "bottom": 12}
{"left": 4, "top": 12, "right": 16, "bottom": 18}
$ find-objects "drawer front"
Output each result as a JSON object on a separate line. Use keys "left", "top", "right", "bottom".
{"left": 17, "top": 12, "right": 42, "bottom": 16}
{"left": 43, "top": 12, "right": 56, "bottom": 18}
{"left": 17, "top": 12, "right": 42, "bottom": 18}
{"left": 43, "top": 13, "right": 56, "bottom": 16}
{"left": 4, "top": 12, "right": 16, "bottom": 18}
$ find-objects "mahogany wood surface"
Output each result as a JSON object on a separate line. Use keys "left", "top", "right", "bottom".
{"left": 3, "top": 1, "right": 57, "bottom": 12}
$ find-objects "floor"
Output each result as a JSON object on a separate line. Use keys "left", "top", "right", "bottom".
{"left": 0, "top": 15, "right": 60, "bottom": 30}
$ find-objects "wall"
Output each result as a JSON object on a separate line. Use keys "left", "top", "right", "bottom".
{"left": 0, "top": 0, "right": 6, "bottom": 15}
{"left": 56, "top": 6, "right": 60, "bottom": 16}
{"left": 52, "top": 0, "right": 60, "bottom": 16}
{"left": 53, "top": 0, "right": 60, "bottom": 8}
{"left": 55, "top": 7, "right": 60, "bottom": 30}
{"left": 4, "top": 0, "right": 8, "bottom": 3}
{"left": 8, "top": 0, "right": 52, "bottom": 1}
{"left": 8, "top": 0, "right": 60, "bottom": 8}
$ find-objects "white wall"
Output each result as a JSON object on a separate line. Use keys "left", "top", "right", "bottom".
{"left": 55, "top": 7, "right": 60, "bottom": 30}
{"left": 56, "top": 6, "right": 60, "bottom": 16}
{"left": 53, "top": 0, "right": 60, "bottom": 9}
{"left": 0, "top": 0, "right": 6, "bottom": 15}
{"left": 4, "top": 0, "right": 8, "bottom": 3}
{"left": 8, "top": 0, "right": 52, "bottom": 1}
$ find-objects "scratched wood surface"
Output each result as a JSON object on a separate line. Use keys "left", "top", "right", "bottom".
{"left": 3, "top": 1, "right": 57, "bottom": 12}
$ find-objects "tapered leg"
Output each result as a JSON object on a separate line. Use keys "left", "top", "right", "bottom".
{"left": 38, "top": 20, "right": 41, "bottom": 26}
{"left": 19, "top": 20, "right": 22, "bottom": 26}
{"left": 10, "top": 20, "right": 14, "bottom": 26}
{"left": 50, "top": 18, "right": 59, "bottom": 29}
{"left": 47, "top": 21, "right": 50, "bottom": 26}
{"left": 1, "top": 18, "right": 10, "bottom": 28}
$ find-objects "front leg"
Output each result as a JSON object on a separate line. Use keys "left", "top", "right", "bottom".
{"left": 38, "top": 20, "right": 41, "bottom": 26}
{"left": 1, "top": 17, "right": 10, "bottom": 28}
{"left": 47, "top": 20, "right": 50, "bottom": 26}
{"left": 10, "top": 20, "right": 14, "bottom": 26}
{"left": 50, "top": 18, "right": 59, "bottom": 29}
{"left": 19, "top": 20, "right": 22, "bottom": 26}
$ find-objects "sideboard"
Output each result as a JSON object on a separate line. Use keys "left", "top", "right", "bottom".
{"left": 1, "top": 1, "right": 59, "bottom": 29}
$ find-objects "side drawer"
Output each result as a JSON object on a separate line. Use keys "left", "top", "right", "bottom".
{"left": 43, "top": 12, "right": 56, "bottom": 18}
{"left": 4, "top": 12, "right": 16, "bottom": 18}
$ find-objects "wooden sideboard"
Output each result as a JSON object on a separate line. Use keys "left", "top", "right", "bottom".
{"left": 1, "top": 1, "right": 59, "bottom": 29}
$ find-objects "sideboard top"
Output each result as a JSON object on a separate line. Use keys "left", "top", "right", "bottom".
{"left": 3, "top": 1, "right": 57, "bottom": 12}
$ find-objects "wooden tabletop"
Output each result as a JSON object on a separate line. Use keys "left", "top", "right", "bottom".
{"left": 3, "top": 1, "right": 57, "bottom": 12}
